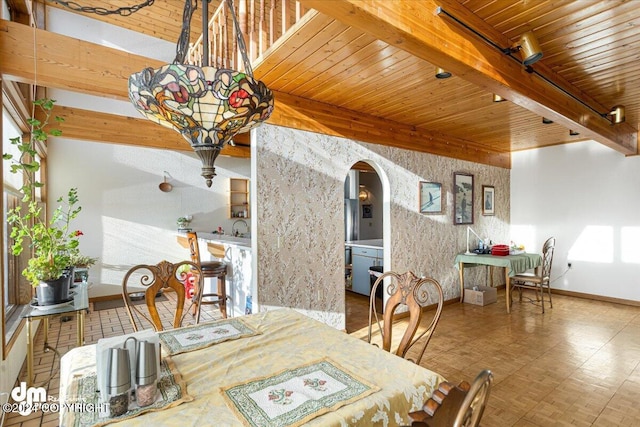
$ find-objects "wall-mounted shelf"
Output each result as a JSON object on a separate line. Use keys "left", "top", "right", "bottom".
{"left": 229, "top": 178, "right": 250, "bottom": 219}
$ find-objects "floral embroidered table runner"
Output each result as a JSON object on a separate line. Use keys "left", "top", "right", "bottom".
{"left": 221, "top": 358, "right": 380, "bottom": 427}
{"left": 158, "top": 318, "right": 260, "bottom": 355}
{"left": 63, "top": 357, "right": 192, "bottom": 427}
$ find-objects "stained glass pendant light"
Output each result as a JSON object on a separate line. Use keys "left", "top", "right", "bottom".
{"left": 128, "top": 0, "right": 274, "bottom": 187}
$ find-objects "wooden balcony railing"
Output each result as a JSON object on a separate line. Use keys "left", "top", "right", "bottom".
{"left": 187, "top": 0, "right": 310, "bottom": 71}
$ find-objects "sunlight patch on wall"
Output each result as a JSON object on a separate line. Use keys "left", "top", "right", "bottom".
{"left": 568, "top": 226, "right": 613, "bottom": 263}
{"left": 509, "top": 225, "right": 537, "bottom": 251}
{"left": 621, "top": 227, "right": 640, "bottom": 263}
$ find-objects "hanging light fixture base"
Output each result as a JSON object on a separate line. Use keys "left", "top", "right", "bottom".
{"left": 193, "top": 145, "right": 221, "bottom": 188}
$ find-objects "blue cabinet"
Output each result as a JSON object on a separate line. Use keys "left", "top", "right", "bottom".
{"left": 350, "top": 246, "right": 383, "bottom": 296}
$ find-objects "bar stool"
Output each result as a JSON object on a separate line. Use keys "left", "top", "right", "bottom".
{"left": 186, "top": 232, "right": 228, "bottom": 320}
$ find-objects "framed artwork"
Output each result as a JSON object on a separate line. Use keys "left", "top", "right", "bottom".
{"left": 482, "top": 185, "right": 495, "bottom": 216}
{"left": 419, "top": 181, "right": 442, "bottom": 214}
{"left": 362, "top": 204, "right": 372, "bottom": 218}
{"left": 453, "top": 172, "right": 474, "bottom": 225}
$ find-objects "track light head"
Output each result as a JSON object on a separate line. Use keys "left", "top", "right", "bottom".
{"left": 492, "top": 94, "right": 506, "bottom": 103}
{"left": 435, "top": 67, "right": 452, "bottom": 79}
{"left": 569, "top": 130, "right": 580, "bottom": 136}
{"left": 542, "top": 117, "right": 553, "bottom": 124}
{"left": 510, "top": 31, "right": 543, "bottom": 66}
{"left": 608, "top": 105, "right": 625, "bottom": 124}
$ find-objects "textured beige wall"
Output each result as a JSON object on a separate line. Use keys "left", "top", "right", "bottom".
{"left": 254, "top": 125, "right": 510, "bottom": 329}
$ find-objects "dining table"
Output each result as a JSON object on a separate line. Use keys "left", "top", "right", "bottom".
{"left": 454, "top": 252, "right": 542, "bottom": 313}
{"left": 59, "top": 308, "right": 445, "bottom": 427}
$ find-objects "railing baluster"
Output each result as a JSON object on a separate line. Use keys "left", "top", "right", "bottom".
{"left": 187, "top": 0, "right": 309, "bottom": 68}
{"left": 259, "top": 0, "right": 267, "bottom": 57}
{"left": 281, "top": 0, "right": 289, "bottom": 37}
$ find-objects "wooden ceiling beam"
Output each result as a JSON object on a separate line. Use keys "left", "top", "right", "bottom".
{"left": 272, "top": 91, "right": 510, "bottom": 168}
{"left": 0, "top": 19, "right": 506, "bottom": 167}
{"left": 300, "top": 0, "right": 637, "bottom": 155}
{"left": 0, "top": 20, "right": 248, "bottom": 155}
{"left": 35, "top": 106, "right": 250, "bottom": 157}
{"left": 0, "top": 19, "right": 160, "bottom": 100}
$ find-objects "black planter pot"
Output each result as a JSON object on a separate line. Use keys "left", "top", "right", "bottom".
{"left": 36, "top": 271, "right": 73, "bottom": 305}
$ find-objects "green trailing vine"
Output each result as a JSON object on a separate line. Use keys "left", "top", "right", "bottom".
{"left": 3, "top": 98, "right": 84, "bottom": 285}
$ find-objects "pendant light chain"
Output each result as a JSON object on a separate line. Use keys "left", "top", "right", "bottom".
{"left": 173, "top": 0, "right": 197, "bottom": 64}
{"left": 51, "top": 0, "right": 155, "bottom": 17}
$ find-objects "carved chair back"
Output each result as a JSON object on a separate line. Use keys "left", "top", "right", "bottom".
{"left": 409, "top": 369, "right": 494, "bottom": 427}
{"left": 368, "top": 271, "right": 444, "bottom": 364}
{"left": 121, "top": 260, "right": 203, "bottom": 332}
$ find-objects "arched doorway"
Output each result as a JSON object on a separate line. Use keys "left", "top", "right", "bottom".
{"left": 344, "top": 161, "right": 387, "bottom": 333}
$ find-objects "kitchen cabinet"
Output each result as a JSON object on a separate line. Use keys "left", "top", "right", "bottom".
{"left": 350, "top": 246, "right": 383, "bottom": 296}
{"left": 229, "top": 178, "right": 250, "bottom": 219}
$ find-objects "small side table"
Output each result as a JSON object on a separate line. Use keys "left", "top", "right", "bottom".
{"left": 20, "top": 282, "right": 89, "bottom": 385}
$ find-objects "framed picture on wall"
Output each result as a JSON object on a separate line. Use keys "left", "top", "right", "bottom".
{"left": 482, "top": 185, "right": 495, "bottom": 216}
{"left": 453, "top": 172, "right": 474, "bottom": 225}
{"left": 419, "top": 181, "right": 442, "bottom": 214}
{"left": 362, "top": 204, "right": 372, "bottom": 218}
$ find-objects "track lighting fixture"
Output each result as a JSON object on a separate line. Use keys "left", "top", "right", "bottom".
{"left": 436, "top": 7, "right": 623, "bottom": 130}
{"left": 569, "top": 130, "right": 580, "bottom": 136}
{"left": 606, "top": 105, "right": 625, "bottom": 124}
{"left": 508, "top": 31, "right": 543, "bottom": 66}
{"left": 492, "top": 94, "right": 506, "bottom": 102}
{"left": 435, "top": 67, "right": 452, "bottom": 79}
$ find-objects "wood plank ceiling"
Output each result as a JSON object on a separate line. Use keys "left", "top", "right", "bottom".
{"left": 3, "top": 0, "right": 639, "bottom": 167}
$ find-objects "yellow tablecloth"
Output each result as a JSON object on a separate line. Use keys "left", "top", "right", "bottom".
{"left": 60, "top": 308, "right": 445, "bottom": 426}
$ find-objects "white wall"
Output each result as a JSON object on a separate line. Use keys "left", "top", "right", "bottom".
{"left": 511, "top": 140, "right": 640, "bottom": 301}
{"left": 47, "top": 137, "right": 250, "bottom": 297}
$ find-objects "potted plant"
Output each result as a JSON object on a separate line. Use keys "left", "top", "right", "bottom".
{"left": 177, "top": 216, "right": 192, "bottom": 231}
{"left": 69, "top": 252, "right": 99, "bottom": 284}
{"left": 3, "top": 98, "right": 87, "bottom": 305}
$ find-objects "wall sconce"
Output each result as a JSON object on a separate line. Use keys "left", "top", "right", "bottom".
{"left": 358, "top": 185, "right": 369, "bottom": 202}
{"left": 435, "top": 67, "right": 452, "bottom": 79}
{"left": 508, "top": 31, "right": 543, "bottom": 66}
{"left": 492, "top": 94, "right": 506, "bottom": 102}
{"left": 606, "top": 105, "right": 625, "bottom": 124}
{"left": 159, "top": 171, "right": 173, "bottom": 192}
{"left": 542, "top": 117, "right": 554, "bottom": 124}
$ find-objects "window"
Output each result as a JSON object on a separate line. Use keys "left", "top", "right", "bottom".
{"left": 2, "top": 108, "right": 29, "bottom": 358}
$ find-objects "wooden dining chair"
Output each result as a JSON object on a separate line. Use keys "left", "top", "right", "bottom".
{"left": 186, "top": 232, "right": 229, "bottom": 320}
{"left": 367, "top": 271, "right": 444, "bottom": 365}
{"left": 510, "top": 236, "right": 556, "bottom": 313}
{"left": 121, "top": 260, "right": 203, "bottom": 332}
{"left": 408, "top": 369, "right": 494, "bottom": 427}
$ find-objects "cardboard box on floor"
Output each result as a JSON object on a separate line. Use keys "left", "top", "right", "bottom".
{"left": 464, "top": 286, "right": 497, "bottom": 306}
